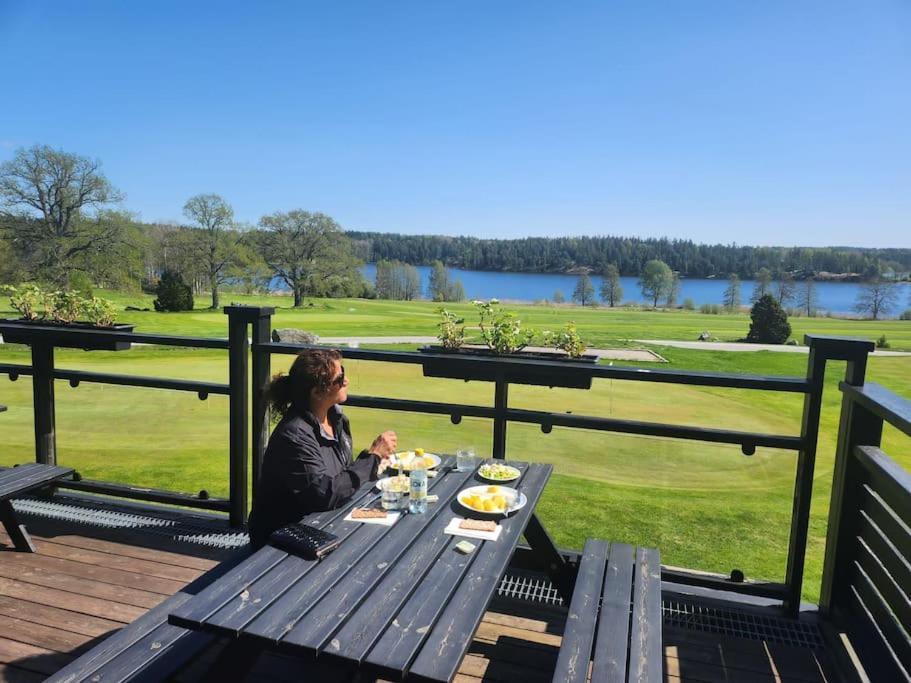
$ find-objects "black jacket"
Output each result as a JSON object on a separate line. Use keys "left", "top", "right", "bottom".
{"left": 248, "top": 405, "right": 378, "bottom": 547}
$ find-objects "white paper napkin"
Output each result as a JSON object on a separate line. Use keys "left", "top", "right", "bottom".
{"left": 344, "top": 510, "right": 401, "bottom": 526}
{"left": 443, "top": 516, "right": 503, "bottom": 541}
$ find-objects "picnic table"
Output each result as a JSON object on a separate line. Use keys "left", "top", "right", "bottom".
{"left": 169, "top": 456, "right": 564, "bottom": 682}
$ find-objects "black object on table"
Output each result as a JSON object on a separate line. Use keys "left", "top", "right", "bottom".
{"left": 0, "top": 463, "right": 74, "bottom": 552}
{"left": 170, "top": 457, "right": 557, "bottom": 682}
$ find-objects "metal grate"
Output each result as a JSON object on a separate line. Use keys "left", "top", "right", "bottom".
{"left": 663, "top": 598, "right": 824, "bottom": 649}
{"left": 12, "top": 495, "right": 250, "bottom": 549}
{"left": 497, "top": 570, "right": 565, "bottom": 606}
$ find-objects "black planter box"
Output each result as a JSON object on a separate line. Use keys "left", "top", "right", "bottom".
{"left": 0, "top": 319, "right": 135, "bottom": 351}
{"left": 419, "top": 345, "right": 598, "bottom": 389}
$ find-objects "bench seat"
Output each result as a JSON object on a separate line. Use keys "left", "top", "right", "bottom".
{"left": 553, "top": 539, "right": 662, "bottom": 683}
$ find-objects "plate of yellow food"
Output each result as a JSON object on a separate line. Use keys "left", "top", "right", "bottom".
{"left": 477, "top": 462, "right": 521, "bottom": 482}
{"left": 390, "top": 449, "right": 441, "bottom": 472}
{"left": 375, "top": 474, "right": 410, "bottom": 493}
{"left": 457, "top": 485, "right": 527, "bottom": 516}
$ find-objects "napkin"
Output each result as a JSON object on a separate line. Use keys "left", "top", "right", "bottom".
{"left": 344, "top": 510, "right": 401, "bottom": 526}
{"left": 443, "top": 517, "right": 503, "bottom": 542}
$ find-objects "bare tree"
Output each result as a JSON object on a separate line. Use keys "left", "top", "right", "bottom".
{"left": 776, "top": 273, "right": 795, "bottom": 306}
{"left": 722, "top": 274, "right": 741, "bottom": 310}
{"left": 0, "top": 145, "right": 124, "bottom": 284}
{"left": 183, "top": 194, "right": 247, "bottom": 308}
{"left": 795, "top": 279, "right": 817, "bottom": 317}
{"left": 854, "top": 279, "right": 899, "bottom": 320}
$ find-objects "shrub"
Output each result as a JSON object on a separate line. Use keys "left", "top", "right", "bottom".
{"left": 876, "top": 334, "right": 890, "bottom": 349}
{"left": 67, "top": 271, "right": 94, "bottom": 299}
{"left": 84, "top": 297, "right": 118, "bottom": 326}
{"left": 543, "top": 322, "right": 587, "bottom": 358}
{"left": 900, "top": 309, "right": 911, "bottom": 321}
{"left": 682, "top": 297, "right": 695, "bottom": 310}
{"left": 699, "top": 303, "right": 722, "bottom": 315}
{"left": 436, "top": 308, "right": 466, "bottom": 350}
{"left": 153, "top": 270, "right": 194, "bottom": 312}
{"left": 746, "top": 294, "right": 791, "bottom": 344}
{"left": 51, "top": 290, "right": 84, "bottom": 323}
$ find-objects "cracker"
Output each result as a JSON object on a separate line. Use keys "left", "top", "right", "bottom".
{"left": 459, "top": 519, "right": 497, "bottom": 532}
{"left": 352, "top": 508, "right": 387, "bottom": 519}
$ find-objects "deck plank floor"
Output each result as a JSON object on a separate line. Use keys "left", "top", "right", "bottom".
{"left": 0, "top": 521, "right": 841, "bottom": 682}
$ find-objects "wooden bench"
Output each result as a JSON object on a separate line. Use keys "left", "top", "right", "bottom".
{"left": 46, "top": 547, "right": 251, "bottom": 683}
{"left": 0, "top": 463, "right": 73, "bottom": 552}
{"left": 553, "top": 540, "right": 662, "bottom": 683}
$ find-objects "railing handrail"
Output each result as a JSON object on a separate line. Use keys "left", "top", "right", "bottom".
{"left": 841, "top": 382, "right": 911, "bottom": 438}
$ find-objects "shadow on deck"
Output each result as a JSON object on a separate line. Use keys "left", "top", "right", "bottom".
{"left": 0, "top": 494, "right": 842, "bottom": 683}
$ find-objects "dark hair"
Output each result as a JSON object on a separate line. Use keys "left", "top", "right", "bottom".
{"left": 268, "top": 349, "right": 343, "bottom": 418}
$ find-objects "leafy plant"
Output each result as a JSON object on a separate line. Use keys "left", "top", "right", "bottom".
{"left": 436, "top": 308, "right": 466, "bottom": 349}
{"left": 84, "top": 297, "right": 118, "bottom": 326}
{"left": 876, "top": 334, "right": 890, "bottom": 349}
{"left": 51, "top": 290, "right": 85, "bottom": 323}
{"left": 474, "top": 299, "right": 535, "bottom": 354}
{"left": 2, "top": 284, "right": 44, "bottom": 320}
{"left": 543, "top": 322, "right": 587, "bottom": 358}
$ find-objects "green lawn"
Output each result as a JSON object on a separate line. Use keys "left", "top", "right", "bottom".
{"left": 0, "top": 292, "right": 909, "bottom": 603}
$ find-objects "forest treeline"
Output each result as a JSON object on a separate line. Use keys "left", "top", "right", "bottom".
{"left": 348, "top": 231, "right": 911, "bottom": 280}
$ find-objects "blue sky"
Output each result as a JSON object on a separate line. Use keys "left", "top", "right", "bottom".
{"left": 1, "top": 1, "right": 909, "bottom": 247}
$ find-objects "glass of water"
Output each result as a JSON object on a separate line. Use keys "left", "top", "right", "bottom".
{"left": 456, "top": 446, "right": 477, "bottom": 472}
{"left": 381, "top": 488, "right": 404, "bottom": 511}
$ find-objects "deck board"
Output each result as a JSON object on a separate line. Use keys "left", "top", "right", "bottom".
{"left": 0, "top": 519, "right": 842, "bottom": 683}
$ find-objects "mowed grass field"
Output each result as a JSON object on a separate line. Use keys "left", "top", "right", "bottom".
{"left": 1, "top": 291, "right": 909, "bottom": 602}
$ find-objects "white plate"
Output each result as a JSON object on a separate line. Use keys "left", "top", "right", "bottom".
{"left": 456, "top": 485, "right": 527, "bottom": 516}
{"left": 391, "top": 451, "right": 442, "bottom": 471}
{"left": 476, "top": 463, "right": 521, "bottom": 482}
{"left": 375, "top": 476, "right": 410, "bottom": 494}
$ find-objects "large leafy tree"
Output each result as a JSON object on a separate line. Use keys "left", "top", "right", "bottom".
{"left": 0, "top": 145, "right": 125, "bottom": 284}
{"left": 600, "top": 264, "right": 622, "bottom": 307}
{"left": 638, "top": 259, "right": 672, "bottom": 307}
{"left": 256, "top": 210, "right": 360, "bottom": 307}
{"left": 183, "top": 194, "right": 248, "bottom": 309}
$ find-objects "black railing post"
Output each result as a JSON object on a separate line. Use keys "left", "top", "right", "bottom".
{"left": 818, "top": 347, "right": 882, "bottom": 616}
{"left": 784, "top": 335, "right": 874, "bottom": 615}
{"left": 31, "top": 343, "right": 56, "bottom": 465}
{"left": 225, "top": 306, "right": 252, "bottom": 527}
{"left": 493, "top": 375, "right": 508, "bottom": 459}
{"left": 249, "top": 307, "right": 274, "bottom": 503}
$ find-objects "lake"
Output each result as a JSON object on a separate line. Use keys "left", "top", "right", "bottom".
{"left": 359, "top": 264, "right": 911, "bottom": 317}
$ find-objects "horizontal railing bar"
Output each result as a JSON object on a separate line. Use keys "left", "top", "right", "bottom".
{"left": 661, "top": 567, "right": 789, "bottom": 600}
{"left": 259, "top": 342, "right": 811, "bottom": 393}
{"left": 345, "top": 395, "right": 497, "bottom": 419}
{"left": 506, "top": 408, "right": 804, "bottom": 450}
{"left": 0, "top": 322, "right": 231, "bottom": 349}
{"left": 53, "top": 369, "right": 230, "bottom": 395}
{"left": 842, "top": 382, "right": 911, "bottom": 437}
{"left": 854, "top": 446, "right": 911, "bottom": 524}
{"left": 59, "top": 479, "right": 231, "bottom": 512}
{"left": 0, "top": 363, "right": 34, "bottom": 377}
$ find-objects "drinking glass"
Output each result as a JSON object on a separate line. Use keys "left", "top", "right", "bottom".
{"left": 456, "top": 446, "right": 477, "bottom": 472}
{"left": 381, "top": 488, "right": 404, "bottom": 511}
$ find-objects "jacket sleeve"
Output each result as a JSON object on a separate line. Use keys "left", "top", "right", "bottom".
{"left": 276, "top": 429, "right": 379, "bottom": 512}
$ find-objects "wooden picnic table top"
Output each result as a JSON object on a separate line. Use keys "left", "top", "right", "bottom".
{"left": 0, "top": 462, "right": 74, "bottom": 500}
{"left": 169, "top": 456, "right": 554, "bottom": 682}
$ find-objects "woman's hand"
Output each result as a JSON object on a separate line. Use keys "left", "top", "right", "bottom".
{"left": 370, "top": 430, "right": 397, "bottom": 458}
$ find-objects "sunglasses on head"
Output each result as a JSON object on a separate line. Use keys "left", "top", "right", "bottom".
{"left": 331, "top": 366, "right": 346, "bottom": 387}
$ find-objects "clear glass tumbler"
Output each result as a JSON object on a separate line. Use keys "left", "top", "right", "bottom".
{"left": 381, "top": 488, "right": 403, "bottom": 511}
{"left": 456, "top": 447, "right": 477, "bottom": 472}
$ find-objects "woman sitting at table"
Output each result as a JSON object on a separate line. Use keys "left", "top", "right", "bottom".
{"left": 248, "top": 348, "right": 396, "bottom": 547}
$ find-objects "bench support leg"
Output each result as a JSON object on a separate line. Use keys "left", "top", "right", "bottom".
{"left": 524, "top": 513, "right": 573, "bottom": 600}
{"left": 0, "top": 500, "right": 36, "bottom": 552}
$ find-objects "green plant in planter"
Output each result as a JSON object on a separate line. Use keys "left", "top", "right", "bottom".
{"left": 84, "top": 296, "right": 118, "bottom": 326}
{"left": 51, "top": 290, "right": 85, "bottom": 323}
{"left": 436, "top": 308, "right": 466, "bottom": 349}
{"left": 543, "top": 322, "right": 587, "bottom": 358}
{"left": 474, "top": 299, "right": 536, "bottom": 354}
{"left": 2, "top": 284, "right": 45, "bottom": 320}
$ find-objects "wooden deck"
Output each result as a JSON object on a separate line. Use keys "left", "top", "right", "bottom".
{"left": 0, "top": 515, "right": 841, "bottom": 683}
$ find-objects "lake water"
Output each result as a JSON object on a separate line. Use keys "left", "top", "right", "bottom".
{"left": 359, "top": 264, "right": 911, "bottom": 317}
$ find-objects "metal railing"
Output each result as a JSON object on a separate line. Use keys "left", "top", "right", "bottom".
{"left": 0, "top": 306, "right": 878, "bottom": 615}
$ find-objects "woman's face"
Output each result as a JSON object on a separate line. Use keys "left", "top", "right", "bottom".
{"left": 318, "top": 359, "right": 349, "bottom": 405}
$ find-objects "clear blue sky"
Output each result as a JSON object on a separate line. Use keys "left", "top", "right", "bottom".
{"left": 1, "top": 1, "right": 909, "bottom": 247}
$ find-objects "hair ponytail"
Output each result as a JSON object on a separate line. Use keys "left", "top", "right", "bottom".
{"left": 267, "top": 349, "right": 343, "bottom": 419}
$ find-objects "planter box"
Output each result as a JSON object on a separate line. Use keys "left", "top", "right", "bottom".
{"left": 419, "top": 345, "right": 598, "bottom": 389}
{"left": 0, "top": 319, "right": 135, "bottom": 351}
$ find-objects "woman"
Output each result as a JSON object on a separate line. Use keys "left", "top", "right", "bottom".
{"left": 248, "top": 348, "right": 396, "bottom": 547}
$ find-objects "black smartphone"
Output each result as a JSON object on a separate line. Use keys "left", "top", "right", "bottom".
{"left": 269, "top": 522, "right": 340, "bottom": 561}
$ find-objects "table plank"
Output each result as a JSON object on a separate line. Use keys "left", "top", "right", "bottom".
{"left": 169, "top": 476, "right": 380, "bottom": 630}
{"left": 0, "top": 465, "right": 73, "bottom": 500}
{"left": 627, "top": 547, "right": 662, "bottom": 683}
{"left": 282, "top": 463, "right": 478, "bottom": 654}
{"left": 237, "top": 462, "right": 458, "bottom": 642}
{"left": 386, "top": 463, "right": 553, "bottom": 683}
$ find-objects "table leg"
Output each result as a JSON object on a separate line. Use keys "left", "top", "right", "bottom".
{"left": 524, "top": 513, "right": 573, "bottom": 600}
{"left": 201, "top": 638, "right": 263, "bottom": 682}
{"left": 0, "top": 499, "right": 36, "bottom": 552}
